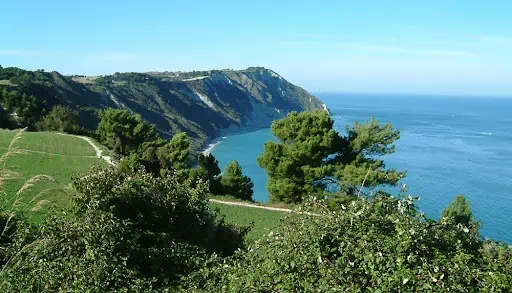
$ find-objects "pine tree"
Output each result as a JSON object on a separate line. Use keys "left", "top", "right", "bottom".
{"left": 258, "top": 110, "right": 404, "bottom": 203}
{"left": 221, "top": 161, "right": 254, "bottom": 201}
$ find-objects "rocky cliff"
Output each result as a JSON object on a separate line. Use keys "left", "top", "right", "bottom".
{"left": 0, "top": 66, "right": 324, "bottom": 150}
{"left": 86, "top": 67, "right": 324, "bottom": 149}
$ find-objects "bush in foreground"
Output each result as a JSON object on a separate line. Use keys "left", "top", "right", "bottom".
{"left": 0, "top": 168, "right": 247, "bottom": 292}
{"left": 180, "top": 195, "right": 512, "bottom": 292}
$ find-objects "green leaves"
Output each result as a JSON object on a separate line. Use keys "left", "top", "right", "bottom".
{"left": 96, "top": 108, "right": 158, "bottom": 156}
{"left": 1, "top": 168, "right": 247, "bottom": 291}
{"left": 258, "top": 110, "right": 404, "bottom": 203}
{"left": 220, "top": 160, "right": 254, "bottom": 201}
{"left": 180, "top": 196, "right": 512, "bottom": 292}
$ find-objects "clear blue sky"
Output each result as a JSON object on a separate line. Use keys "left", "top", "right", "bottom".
{"left": 2, "top": 0, "right": 512, "bottom": 96}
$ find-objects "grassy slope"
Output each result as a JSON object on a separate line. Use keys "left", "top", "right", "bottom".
{"left": 0, "top": 130, "right": 106, "bottom": 224}
{"left": 210, "top": 202, "right": 286, "bottom": 242}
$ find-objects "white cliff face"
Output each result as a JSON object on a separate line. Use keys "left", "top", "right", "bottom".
{"left": 106, "top": 90, "right": 127, "bottom": 109}
{"left": 193, "top": 90, "right": 216, "bottom": 110}
{"left": 219, "top": 99, "right": 288, "bottom": 136}
{"left": 214, "top": 68, "right": 324, "bottom": 137}
{"left": 322, "top": 103, "right": 330, "bottom": 114}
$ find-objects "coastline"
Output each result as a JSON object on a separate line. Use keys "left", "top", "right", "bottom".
{"left": 201, "top": 136, "right": 227, "bottom": 155}
{"left": 200, "top": 125, "right": 275, "bottom": 155}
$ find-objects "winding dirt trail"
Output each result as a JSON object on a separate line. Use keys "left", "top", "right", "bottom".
{"left": 56, "top": 133, "right": 115, "bottom": 166}
{"left": 209, "top": 199, "right": 293, "bottom": 213}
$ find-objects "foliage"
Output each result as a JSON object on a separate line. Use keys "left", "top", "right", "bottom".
{"left": 36, "top": 105, "right": 81, "bottom": 133}
{"left": 196, "top": 153, "right": 222, "bottom": 194}
{"left": 167, "top": 132, "right": 190, "bottom": 170}
{"left": 219, "top": 161, "right": 254, "bottom": 201}
{"left": 180, "top": 196, "right": 512, "bottom": 292}
{"left": 96, "top": 108, "right": 158, "bottom": 156}
{"left": 258, "top": 110, "right": 404, "bottom": 203}
{"left": 0, "top": 168, "right": 247, "bottom": 291}
{"left": 0, "top": 88, "right": 43, "bottom": 126}
{"left": 441, "top": 194, "right": 480, "bottom": 234}
{"left": 198, "top": 153, "right": 221, "bottom": 178}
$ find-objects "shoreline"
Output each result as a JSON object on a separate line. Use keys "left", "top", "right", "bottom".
{"left": 201, "top": 136, "right": 227, "bottom": 155}
{"left": 200, "top": 126, "right": 273, "bottom": 155}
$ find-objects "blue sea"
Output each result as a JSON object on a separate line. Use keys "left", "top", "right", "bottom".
{"left": 211, "top": 94, "right": 512, "bottom": 243}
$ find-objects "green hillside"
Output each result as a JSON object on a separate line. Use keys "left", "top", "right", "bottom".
{"left": 0, "top": 130, "right": 106, "bottom": 224}
{"left": 211, "top": 202, "right": 286, "bottom": 241}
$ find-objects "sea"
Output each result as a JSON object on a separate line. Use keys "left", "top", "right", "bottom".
{"left": 211, "top": 93, "right": 512, "bottom": 243}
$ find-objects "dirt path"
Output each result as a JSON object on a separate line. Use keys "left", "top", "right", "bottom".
{"left": 56, "top": 133, "right": 115, "bottom": 166}
{"left": 209, "top": 198, "right": 293, "bottom": 212}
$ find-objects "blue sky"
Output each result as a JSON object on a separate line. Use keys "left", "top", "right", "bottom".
{"left": 2, "top": 0, "right": 512, "bottom": 96}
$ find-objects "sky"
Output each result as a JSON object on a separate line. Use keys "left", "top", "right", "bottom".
{"left": 2, "top": 0, "right": 512, "bottom": 96}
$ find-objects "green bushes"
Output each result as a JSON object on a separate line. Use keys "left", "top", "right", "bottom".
{"left": 0, "top": 168, "right": 247, "bottom": 291}
{"left": 180, "top": 195, "right": 512, "bottom": 292}
{"left": 36, "top": 105, "right": 83, "bottom": 133}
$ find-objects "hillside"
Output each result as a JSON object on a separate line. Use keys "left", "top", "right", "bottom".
{"left": 0, "top": 66, "right": 324, "bottom": 150}
{"left": 0, "top": 130, "right": 106, "bottom": 224}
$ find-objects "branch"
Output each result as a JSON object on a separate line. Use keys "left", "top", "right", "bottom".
{"left": 358, "top": 166, "right": 372, "bottom": 199}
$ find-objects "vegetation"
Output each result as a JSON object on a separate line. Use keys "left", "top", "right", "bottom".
{"left": 441, "top": 194, "right": 480, "bottom": 234}
{"left": 220, "top": 160, "right": 254, "bottom": 201}
{"left": 0, "top": 73, "right": 511, "bottom": 291}
{"left": 258, "top": 110, "right": 404, "bottom": 203}
{"left": 96, "top": 108, "right": 159, "bottom": 156}
{"left": 0, "top": 167, "right": 247, "bottom": 291}
{"left": 0, "top": 130, "right": 105, "bottom": 224}
{"left": 182, "top": 195, "right": 512, "bottom": 292}
{"left": 36, "top": 105, "right": 81, "bottom": 133}
{"left": 210, "top": 202, "right": 285, "bottom": 242}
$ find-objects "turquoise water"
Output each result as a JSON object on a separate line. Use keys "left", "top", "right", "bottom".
{"left": 211, "top": 94, "right": 512, "bottom": 243}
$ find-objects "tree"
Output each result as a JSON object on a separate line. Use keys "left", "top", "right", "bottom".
{"left": 197, "top": 153, "right": 222, "bottom": 194}
{"left": 36, "top": 105, "right": 79, "bottom": 133}
{"left": 96, "top": 108, "right": 158, "bottom": 156}
{"left": 167, "top": 132, "right": 190, "bottom": 170}
{"left": 198, "top": 153, "right": 221, "bottom": 179}
{"left": 220, "top": 160, "right": 254, "bottom": 201}
{"left": 441, "top": 194, "right": 480, "bottom": 233}
{"left": 257, "top": 110, "right": 404, "bottom": 203}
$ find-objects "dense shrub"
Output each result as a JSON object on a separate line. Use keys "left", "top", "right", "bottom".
{"left": 180, "top": 195, "right": 512, "bottom": 292}
{"left": 0, "top": 168, "right": 246, "bottom": 291}
{"left": 258, "top": 110, "right": 404, "bottom": 203}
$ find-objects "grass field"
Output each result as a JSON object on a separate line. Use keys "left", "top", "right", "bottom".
{"left": 210, "top": 202, "right": 286, "bottom": 242}
{"left": 0, "top": 130, "right": 106, "bottom": 224}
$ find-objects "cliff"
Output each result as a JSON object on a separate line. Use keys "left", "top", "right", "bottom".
{"left": 0, "top": 66, "right": 324, "bottom": 150}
